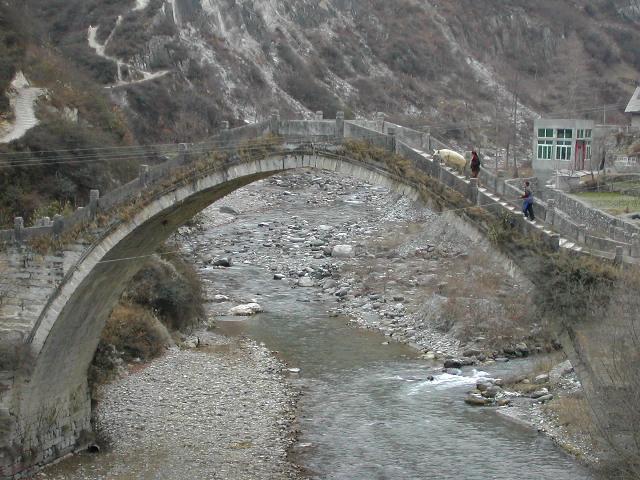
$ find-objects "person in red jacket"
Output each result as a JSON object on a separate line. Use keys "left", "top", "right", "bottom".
{"left": 470, "top": 151, "right": 480, "bottom": 178}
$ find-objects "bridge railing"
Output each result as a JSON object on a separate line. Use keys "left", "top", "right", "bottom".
{"left": 1, "top": 113, "right": 638, "bottom": 260}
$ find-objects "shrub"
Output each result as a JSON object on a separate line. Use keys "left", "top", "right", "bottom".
{"left": 100, "top": 303, "right": 172, "bottom": 361}
{"left": 126, "top": 254, "right": 204, "bottom": 331}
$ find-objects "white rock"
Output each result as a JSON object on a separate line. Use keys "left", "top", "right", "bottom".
{"left": 228, "top": 303, "right": 263, "bottom": 316}
{"left": 298, "top": 276, "right": 314, "bottom": 287}
{"left": 331, "top": 245, "right": 354, "bottom": 258}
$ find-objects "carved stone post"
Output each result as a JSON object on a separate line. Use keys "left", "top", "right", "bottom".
{"left": 139, "top": 164, "right": 150, "bottom": 188}
{"left": 614, "top": 245, "right": 624, "bottom": 265}
{"left": 496, "top": 170, "right": 505, "bottom": 196}
{"left": 375, "top": 112, "right": 385, "bottom": 133}
{"left": 315, "top": 111, "right": 323, "bottom": 120}
{"left": 550, "top": 234, "right": 561, "bottom": 252}
{"left": 632, "top": 233, "right": 639, "bottom": 258}
{"left": 221, "top": 121, "right": 229, "bottom": 130}
{"left": 53, "top": 214, "right": 64, "bottom": 237}
{"left": 469, "top": 178, "right": 479, "bottom": 205}
{"left": 89, "top": 189, "right": 100, "bottom": 220}
{"left": 387, "top": 127, "right": 396, "bottom": 153}
{"left": 335, "top": 111, "right": 345, "bottom": 139}
{"left": 546, "top": 199, "right": 556, "bottom": 227}
{"left": 13, "top": 217, "right": 24, "bottom": 243}
{"left": 270, "top": 109, "right": 280, "bottom": 136}
{"left": 577, "top": 224, "right": 586, "bottom": 244}
{"left": 178, "top": 143, "right": 189, "bottom": 165}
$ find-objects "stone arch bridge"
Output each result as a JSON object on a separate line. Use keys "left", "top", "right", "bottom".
{"left": 0, "top": 112, "right": 633, "bottom": 477}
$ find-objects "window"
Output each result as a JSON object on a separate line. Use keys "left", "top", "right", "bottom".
{"left": 586, "top": 142, "right": 592, "bottom": 160}
{"left": 577, "top": 129, "right": 592, "bottom": 139}
{"left": 557, "top": 129, "right": 573, "bottom": 139}
{"left": 537, "top": 140, "right": 553, "bottom": 160}
{"left": 538, "top": 128, "right": 553, "bottom": 138}
{"left": 556, "top": 140, "right": 572, "bottom": 160}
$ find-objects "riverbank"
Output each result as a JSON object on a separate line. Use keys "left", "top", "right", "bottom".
{"left": 39, "top": 332, "right": 301, "bottom": 479}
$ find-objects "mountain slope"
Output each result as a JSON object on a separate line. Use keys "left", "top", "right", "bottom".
{"left": 0, "top": 0, "right": 639, "bottom": 224}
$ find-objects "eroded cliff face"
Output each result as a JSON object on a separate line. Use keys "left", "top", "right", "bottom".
{"left": 4, "top": 0, "right": 640, "bottom": 143}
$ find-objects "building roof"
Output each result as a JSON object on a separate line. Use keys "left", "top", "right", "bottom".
{"left": 625, "top": 86, "right": 640, "bottom": 114}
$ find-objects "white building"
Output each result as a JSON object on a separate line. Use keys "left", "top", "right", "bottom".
{"left": 625, "top": 86, "right": 640, "bottom": 127}
{"left": 532, "top": 119, "right": 595, "bottom": 176}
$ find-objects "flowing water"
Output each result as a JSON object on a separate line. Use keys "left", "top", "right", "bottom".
{"left": 211, "top": 265, "right": 593, "bottom": 480}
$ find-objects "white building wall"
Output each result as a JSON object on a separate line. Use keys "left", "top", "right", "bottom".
{"left": 532, "top": 119, "right": 595, "bottom": 177}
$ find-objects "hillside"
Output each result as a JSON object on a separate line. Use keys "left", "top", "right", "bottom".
{"left": 0, "top": 0, "right": 639, "bottom": 224}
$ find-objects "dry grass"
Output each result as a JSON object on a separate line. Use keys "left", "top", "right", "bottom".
{"left": 100, "top": 303, "right": 172, "bottom": 360}
{"left": 544, "top": 393, "right": 599, "bottom": 440}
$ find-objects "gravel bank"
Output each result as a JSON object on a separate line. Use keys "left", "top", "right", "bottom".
{"left": 40, "top": 333, "right": 300, "bottom": 479}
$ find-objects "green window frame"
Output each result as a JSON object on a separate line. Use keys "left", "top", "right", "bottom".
{"left": 556, "top": 140, "right": 572, "bottom": 160}
{"left": 538, "top": 128, "right": 553, "bottom": 138}
{"left": 537, "top": 140, "right": 553, "bottom": 160}
{"left": 557, "top": 129, "right": 573, "bottom": 139}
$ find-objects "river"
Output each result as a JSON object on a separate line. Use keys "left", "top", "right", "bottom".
{"left": 42, "top": 170, "right": 593, "bottom": 479}
{"left": 212, "top": 264, "right": 592, "bottom": 480}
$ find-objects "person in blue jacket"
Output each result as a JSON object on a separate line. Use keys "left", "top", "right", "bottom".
{"left": 521, "top": 181, "right": 535, "bottom": 221}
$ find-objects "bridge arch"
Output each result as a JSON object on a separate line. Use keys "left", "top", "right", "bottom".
{"left": 9, "top": 151, "right": 420, "bottom": 476}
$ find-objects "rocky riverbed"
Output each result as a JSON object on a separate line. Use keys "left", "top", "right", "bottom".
{"left": 42, "top": 168, "right": 596, "bottom": 479}
{"left": 181, "top": 169, "right": 598, "bottom": 468}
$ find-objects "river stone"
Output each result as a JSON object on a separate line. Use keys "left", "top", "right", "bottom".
{"left": 213, "top": 257, "right": 232, "bottom": 267}
{"left": 443, "top": 359, "right": 463, "bottom": 369}
{"left": 481, "top": 385, "right": 502, "bottom": 398}
{"left": 212, "top": 295, "right": 230, "bottom": 303}
{"left": 335, "top": 287, "right": 350, "bottom": 297}
{"left": 298, "top": 277, "right": 314, "bottom": 287}
{"left": 536, "top": 394, "right": 554, "bottom": 403}
{"left": 463, "top": 349, "right": 483, "bottom": 358}
{"left": 229, "top": 303, "right": 263, "bottom": 316}
{"left": 219, "top": 206, "right": 239, "bottom": 215}
{"left": 443, "top": 368, "right": 462, "bottom": 376}
{"left": 515, "top": 342, "right": 529, "bottom": 357}
{"left": 531, "top": 388, "right": 549, "bottom": 399}
{"left": 476, "top": 379, "right": 493, "bottom": 392}
{"left": 534, "top": 373, "right": 550, "bottom": 384}
{"left": 332, "top": 245, "right": 354, "bottom": 258}
{"left": 465, "top": 394, "right": 491, "bottom": 406}
{"left": 549, "top": 360, "right": 574, "bottom": 384}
